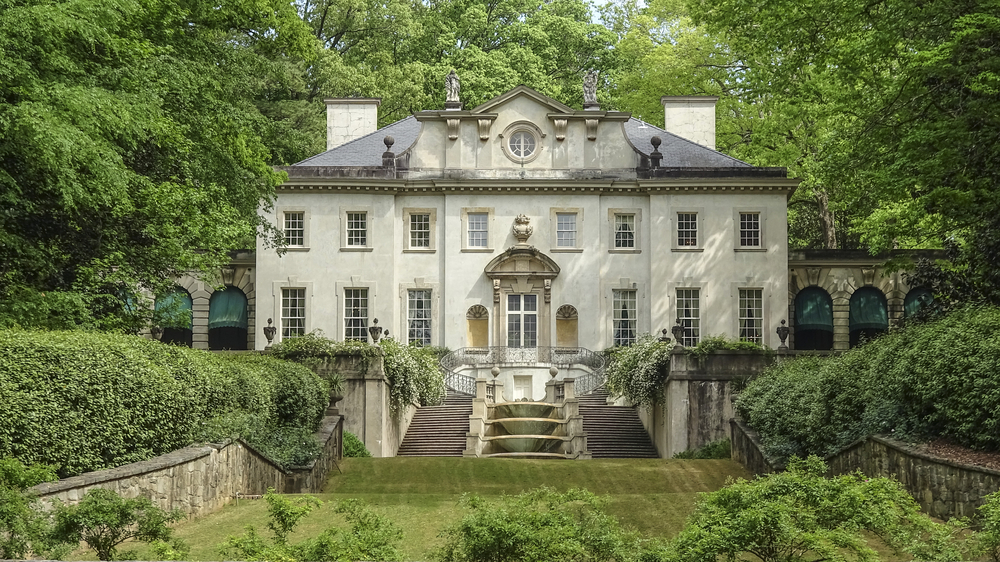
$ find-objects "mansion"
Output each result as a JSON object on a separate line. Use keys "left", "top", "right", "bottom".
{"left": 159, "top": 84, "right": 933, "bottom": 355}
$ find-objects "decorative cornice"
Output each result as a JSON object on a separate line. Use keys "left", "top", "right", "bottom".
{"left": 276, "top": 177, "right": 801, "bottom": 194}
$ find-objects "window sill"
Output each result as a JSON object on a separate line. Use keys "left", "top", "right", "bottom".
{"left": 284, "top": 246, "right": 310, "bottom": 252}
{"left": 734, "top": 248, "right": 767, "bottom": 252}
{"left": 550, "top": 248, "right": 584, "bottom": 253}
{"left": 403, "top": 248, "right": 436, "bottom": 254}
{"left": 340, "top": 246, "right": 374, "bottom": 252}
{"left": 671, "top": 248, "right": 704, "bottom": 253}
{"left": 462, "top": 248, "right": 494, "bottom": 253}
{"left": 608, "top": 249, "right": 641, "bottom": 254}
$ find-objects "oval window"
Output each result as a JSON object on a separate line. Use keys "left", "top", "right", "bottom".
{"left": 509, "top": 131, "right": 536, "bottom": 158}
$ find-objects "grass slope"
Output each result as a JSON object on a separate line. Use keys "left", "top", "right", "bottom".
{"left": 70, "top": 457, "right": 748, "bottom": 561}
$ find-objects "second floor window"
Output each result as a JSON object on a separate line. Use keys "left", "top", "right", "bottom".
{"left": 284, "top": 212, "right": 304, "bottom": 246}
{"left": 556, "top": 213, "right": 577, "bottom": 247}
{"left": 614, "top": 214, "right": 635, "bottom": 248}
{"left": 410, "top": 214, "right": 430, "bottom": 248}
{"left": 468, "top": 212, "right": 488, "bottom": 247}
{"left": 347, "top": 212, "right": 367, "bottom": 246}
{"left": 677, "top": 213, "right": 697, "bottom": 247}
{"left": 739, "top": 212, "right": 760, "bottom": 247}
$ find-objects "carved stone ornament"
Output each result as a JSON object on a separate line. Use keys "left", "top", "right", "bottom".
{"left": 583, "top": 71, "right": 598, "bottom": 105}
{"left": 553, "top": 118, "right": 567, "bottom": 141}
{"left": 493, "top": 279, "right": 501, "bottom": 303}
{"left": 585, "top": 118, "right": 598, "bottom": 141}
{"left": 477, "top": 118, "right": 492, "bottom": 141}
{"left": 544, "top": 279, "right": 551, "bottom": 303}
{"left": 447, "top": 118, "right": 460, "bottom": 140}
{"left": 445, "top": 70, "right": 461, "bottom": 103}
{"left": 512, "top": 214, "right": 534, "bottom": 244}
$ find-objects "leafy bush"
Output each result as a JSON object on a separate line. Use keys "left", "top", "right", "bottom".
{"left": 980, "top": 490, "right": 1000, "bottom": 562}
{"left": 380, "top": 338, "right": 446, "bottom": 412}
{"left": 435, "top": 487, "right": 656, "bottom": 562}
{"left": 342, "top": 432, "right": 371, "bottom": 458}
{"left": 672, "top": 439, "right": 731, "bottom": 460}
{"left": 738, "top": 305, "right": 1000, "bottom": 461}
{"left": 670, "top": 455, "right": 970, "bottom": 562}
{"left": 0, "top": 458, "right": 68, "bottom": 560}
{"left": 604, "top": 334, "right": 673, "bottom": 409}
{"left": 686, "top": 334, "right": 771, "bottom": 361}
{"left": 0, "top": 330, "right": 328, "bottom": 476}
{"left": 53, "top": 488, "right": 185, "bottom": 561}
{"left": 222, "top": 490, "right": 403, "bottom": 562}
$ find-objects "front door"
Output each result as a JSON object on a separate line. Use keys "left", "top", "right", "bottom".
{"left": 507, "top": 294, "right": 537, "bottom": 348}
{"left": 513, "top": 376, "right": 532, "bottom": 401}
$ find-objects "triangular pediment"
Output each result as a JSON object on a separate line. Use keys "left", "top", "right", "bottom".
{"left": 470, "top": 85, "right": 575, "bottom": 115}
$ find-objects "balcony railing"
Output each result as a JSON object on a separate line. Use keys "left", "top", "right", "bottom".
{"left": 441, "top": 346, "right": 606, "bottom": 396}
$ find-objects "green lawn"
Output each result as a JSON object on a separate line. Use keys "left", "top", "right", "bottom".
{"left": 69, "top": 457, "right": 749, "bottom": 561}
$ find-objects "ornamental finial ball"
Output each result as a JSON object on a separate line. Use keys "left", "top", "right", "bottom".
{"left": 491, "top": 366, "right": 500, "bottom": 378}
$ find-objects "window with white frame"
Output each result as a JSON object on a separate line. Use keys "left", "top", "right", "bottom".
{"left": 347, "top": 212, "right": 367, "bottom": 247}
{"left": 407, "top": 289, "right": 431, "bottom": 346}
{"left": 612, "top": 289, "right": 637, "bottom": 346}
{"left": 284, "top": 212, "right": 304, "bottom": 246}
{"left": 739, "top": 288, "right": 763, "bottom": 344}
{"left": 410, "top": 214, "right": 430, "bottom": 248}
{"left": 344, "top": 289, "right": 368, "bottom": 341}
{"left": 556, "top": 213, "right": 577, "bottom": 248}
{"left": 507, "top": 294, "right": 537, "bottom": 348}
{"left": 614, "top": 214, "right": 635, "bottom": 248}
{"left": 739, "top": 212, "right": 761, "bottom": 247}
{"left": 676, "top": 289, "right": 700, "bottom": 346}
{"left": 468, "top": 212, "right": 488, "bottom": 248}
{"left": 677, "top": 213, "right": 697, "bottom": 247}
{"left": 281, "top": 288, "right": 305, "bottom": 338}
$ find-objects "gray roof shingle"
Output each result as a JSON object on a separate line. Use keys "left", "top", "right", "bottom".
{"left": 623, "top": 118, "right": 750, "bottom": 167}
{"left": 293, "top": 116, "right": 421, "bottom": 167}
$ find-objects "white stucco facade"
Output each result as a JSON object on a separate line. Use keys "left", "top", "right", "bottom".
{"left": 256, "top": 86, "right": 799, "bottom": 352}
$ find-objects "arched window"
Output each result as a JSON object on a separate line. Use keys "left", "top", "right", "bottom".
{"left": 904, "top": 287, "right": 934, "bottom": 318}
{"left": 467, "top": 305, "right": 489, "bottom": 348}
{"left": 155, "top": 287, "right": 193, "bottom": 347}
{"left": 556, "top": 305, "right": 579, "bottom": 348}
{"left": 794, "top": 287, "right": 834, "bottom": 350}
{"left": 849, "top": 287, "right": 888, "bottom": 347}
{"left": 209, "top": 286, "right": 248, "bottom": 350}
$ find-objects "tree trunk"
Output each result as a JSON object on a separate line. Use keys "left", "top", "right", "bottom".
{"left": 815, "top": 189, "right": 837, "bottom": 249}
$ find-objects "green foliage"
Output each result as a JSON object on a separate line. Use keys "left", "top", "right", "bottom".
{"left": 149, "top": 538, "right": 191, "bottom": 561}
{"left": 980, "top": 490, "right": 1000, "bottom": 562}
{"left": 342, "top": 432, "right": 372, "bottom": 458}
{"left": 222, "top": 491, "right": 403, "bottom": 562}
{"left": 434, "top": 486, "right": 655, "bottom": 562}
{"left": 0, "top": 330, "right": 328, "bottom": 476}
{"left": 738, "top": 306, "right": 1000, "bottom": 462}
{"left": 686, "top": 334, "right": 771, "bottom": 361}
{"left": 381, "top": 338, "right": 447, "bottom": 412}
{"left": 670, "top": 455, "right": 969, "bottom": 562}
{"left": 672, "top": 439, "right": 731, "bottom": 460}
{"left": 604, "top": 334, "right": 674, "bottom": 409}
{"left": 53, "top": 488, "right": 184, "bottom": 561}
{"left": 0, "top": 458, "right": 67, "bottom": 560}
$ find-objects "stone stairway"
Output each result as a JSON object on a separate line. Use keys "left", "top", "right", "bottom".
{"left": 396, "top": 392, "right": 473, "bottom": 457}
{"left": 578, "top": 388, "right": 660, "bottom": 458}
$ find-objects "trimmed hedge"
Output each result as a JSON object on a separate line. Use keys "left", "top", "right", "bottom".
{"left": 738, "top": 305, "right": 1000, "bottom": 462}
{"left": 0, "top": 330, "right": 328, "bottom": 476}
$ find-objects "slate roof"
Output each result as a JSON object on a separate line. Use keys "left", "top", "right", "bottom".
{"left": 292, "top": 114, "right": 751, "bottom": 169}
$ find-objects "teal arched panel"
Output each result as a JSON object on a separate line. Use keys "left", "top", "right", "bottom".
{"left": 155, "top": 288, "right": 193, "bottom": 329}
{"left": 209, "top": 287, "right": 248, "bottom": 330}
{"left": 904, "top": 287, "right": 933, "bottom": 317}
{"left": 794, "top": 287, "right": 834, "bottom": 350}
{"left": 849, "top": 287, "right": 888, "bottom": 347}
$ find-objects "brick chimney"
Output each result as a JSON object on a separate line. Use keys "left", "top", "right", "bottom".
{"left": 324, "top": 98, "right": 381, "bottom": 151}
{"left": 660, "top": 96, "right": 719, "bottom": 150}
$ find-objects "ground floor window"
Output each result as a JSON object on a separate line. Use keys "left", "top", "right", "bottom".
{"left": 281, "top": 288, "right": 305, "bottom": 338}
{"left": 676, "top": 289, "right": 700, "bottom": 346}
{"left": 738, "top": 289, "right": 763, "bottom": 344}
{"left": 613, "top": 289, "right": 636, "bottom": 346}
{"left": 345, "top": 289, "right": 369, "bottom": 341}
{"left": 408, "top": 289, "right": 432, "bottom": 345}
{"left": 507, "top": 294, "right": 537, "bottom": 348}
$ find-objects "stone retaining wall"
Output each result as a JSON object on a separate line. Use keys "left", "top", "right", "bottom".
{"left": 729, "top": 419, "right": 1000, "bottom": 520}
{"left": 31, "top": 415, "right": 343, "bottom": 518}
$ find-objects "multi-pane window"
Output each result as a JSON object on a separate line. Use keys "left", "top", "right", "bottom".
{"left": 468, "top": 213, "right": 488, "bottom": 248}
{"left": 507, "top": 294, "right": 537, "bottom": 348}
{"left": 408, "top": 289, "right": 432, "bottom": 346}
{"left": 284, "top": 212, "right": 304, "bottom": 246}
{"left": 614, "top": 214, "right": 635, "bottom": 248}
{"left": 410, "top": 214, "right": 430, "bottom": 248}
{"left": 347, "top": 212, "right": 367, "bottom": 246}
{"left": 612, "top": 289, "right": 637, "bottom": 346}
{"left": 556, "top": 213, "right": 577, "bottom": 247}
{"left": 739, "top": 212, "right": 761, "bottom": 247}
{"left": 739, "top": 289, "right": 763, "bottom": 344}
{"left": 509, "top": 131, "right": 536, "bottom": 159}
{"left": 676, "top": 289, "right": 700, "bottom": 346}
{"left": 344, "top": 289, "right": 368, "bottom": 341}
{"left": 677, "top": 213, "right": 697, "bottom": 247}
{"left": 281, "top": 288, "right": 305, "bottom": 338}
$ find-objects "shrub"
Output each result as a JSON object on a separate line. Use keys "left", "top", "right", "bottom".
{"left": 686, "top": 334, "right": 771, "bottom": 361}
{"left": 672, "top": 439, "right": 731, "bottom": 460}
{"left": 53, "top": 488, "right": 184, "bottom": 561}
{"left": 0, "top": 458, "right": 67, "bottom": 560}
{"left": 604, "top": 334, "right": 673, "bottom": 409}
{"left": 0, "top": 330, "right": 328, "bottom": 476}
{"left": 980, "top": 490, "right": 1000, "bottom": 562}
{"left": 738, "top": 305, "right": 1000, "bottom": 461}
{"left": 343, "top": 432, "right": 371, "bottom": 458}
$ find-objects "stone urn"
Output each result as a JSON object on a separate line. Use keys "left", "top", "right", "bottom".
{"left": 512, "top": 214, "right": 533, "bottom": 244}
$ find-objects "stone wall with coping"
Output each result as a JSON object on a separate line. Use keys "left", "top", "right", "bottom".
{"left": 30, "top": 415, "right": 343, "bottom": 518}
{"left": 729, "top": 419, "right": 1000, "bottom": 520}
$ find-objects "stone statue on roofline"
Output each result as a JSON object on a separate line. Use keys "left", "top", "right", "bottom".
{"left": 445, "top": 70, "right": 461, "bottom": 103}
{"left": 583, "top": 70, "right": 598, "bottom": 106}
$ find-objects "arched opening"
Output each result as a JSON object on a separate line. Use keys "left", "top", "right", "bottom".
{"left": 849, "top": 287, "right": 888, "bottom": 347}
{"left": 555, "top": 305, "right": 578, "bottom": 347}
{"left": 467, "top": 305, "right": 489, "bottom": 347}
{"left": 155, "top": 287, "right": 193, "bottom": 347}
{"left": 904, "top": 287, "right": 934, "bottom": 317}
{"left": 209, "top": 286, "right": 248, "bottom": 350}
{"left": 794, "top": 287, "right": 834, "bottom": 350}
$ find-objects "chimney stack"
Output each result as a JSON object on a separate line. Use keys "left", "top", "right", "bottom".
{"left": 324, "top": 98, "right": 381, "bottom": 151}
{"left": 660, "top": 96, "right": 718, "bottom": 150}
